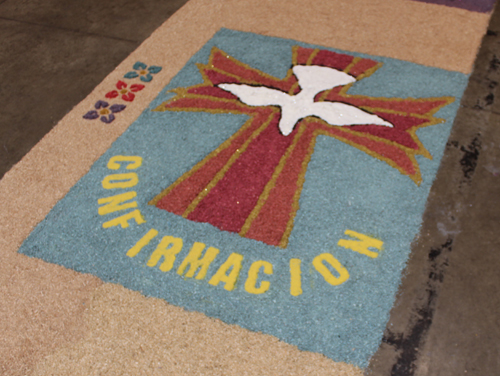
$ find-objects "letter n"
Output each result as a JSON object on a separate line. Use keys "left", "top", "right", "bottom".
{"left": 98, "top": 191, "right": 138, "bottom": 215}
{"left": 338, "top": 230, "right": 383, "bottom": 258}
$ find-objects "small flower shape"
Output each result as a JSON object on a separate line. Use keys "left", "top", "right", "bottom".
{"left": 106, "top": 80, "right": 145, "bottom": 102}
{"left": 83, "top": 100, "right": 126, "bottom": 123}
{"left": 124, "top": 61, "right": 162, "bottom": 82}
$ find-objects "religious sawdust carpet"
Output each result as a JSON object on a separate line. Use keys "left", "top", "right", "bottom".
{"left": 19, "top": 28, "right": 467, "bottom": 367}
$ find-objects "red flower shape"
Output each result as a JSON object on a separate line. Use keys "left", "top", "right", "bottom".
{"left": 105, "top": 80, "right": 145, "bottom": 102}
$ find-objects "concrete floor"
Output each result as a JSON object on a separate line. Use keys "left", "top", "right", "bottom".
{"left": 0, "top": 0, "right": 190, "bottom": 177}
{"left": 1, "top": 1, "right": 499, "bottom": 375}
{"left": 368, "top": 8, "right": 500, "bottom": 375}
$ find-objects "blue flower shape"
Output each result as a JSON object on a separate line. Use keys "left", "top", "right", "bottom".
{"left": 124, "top": 61, "right": 162, "bottom": 82}
{"left": 83, "top": 100, "right": 126, "bottom": 124}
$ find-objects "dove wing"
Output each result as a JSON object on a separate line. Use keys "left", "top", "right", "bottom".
{"left": 293, "top": 65, "right": 356, "bottom": 97}
{"left": 218, "top": 84, "right": 290, "bottom": 107}
{"left": 313, "top": 102, "right": 394, "bottom": 128}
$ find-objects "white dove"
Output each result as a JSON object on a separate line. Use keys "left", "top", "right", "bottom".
{"left": 218, "top": 65, "right": 393, "bottom": 136}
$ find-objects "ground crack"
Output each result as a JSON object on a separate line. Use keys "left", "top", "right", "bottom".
{"left": 383, "top": 237, "right": 453, "bottom": 376}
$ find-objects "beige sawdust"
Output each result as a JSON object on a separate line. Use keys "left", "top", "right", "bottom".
{"left": 213, "top": 0, "right": 490, "bottom": 74}
{"left": 32, "top": 284, "right": 363, "bottom": 376}
{"left": 0, "top": 250, "right": 102, "bottom": 376}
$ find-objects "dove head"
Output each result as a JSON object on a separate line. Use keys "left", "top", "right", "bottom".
{"left": 292, "top": 65, "right": 356, "bottom": 94}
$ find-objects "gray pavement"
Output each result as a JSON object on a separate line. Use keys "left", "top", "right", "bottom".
{"left": 1, "top": 1, "right": 499, "bottom": 375}
{"left": 0, "top": 0, "right": 189, "bottom": 178}
{"left": 369, "top": 8, "right": 500, "bottom": 374}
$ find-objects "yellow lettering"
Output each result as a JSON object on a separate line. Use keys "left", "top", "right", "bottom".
{"left": 102, "top": 209, "right": 145, "bottom": 229}
{"left": 107, "top": 155, "right": 143, "bottom": 170}
{"left": 290, "top": 258, "right": 302, "bottom": 296}
{"left": 208, "top": 253, "right": 243, "bottom": 291}
{"left": 177, "top": 242, "right": 219, "bottom": 280}
{"left": 147, "top": 236, "right": 183, "bottom": 272}
{"left": 244, "top": 260, "right": 273, "bottom": 295}
{"left": 102, "top": 173, "right": 138, "bottom": 189}
{"left": 126, "top": 228, "right": 159, "bottom": 258}
{"left": 338, "top": 230, "right": 383, "bottom": 258}
{"left": 313, "top": 253, "right": 349, "bottom": 286}
{"left": 98, "top": 191, "right": 137, "bottom": 215}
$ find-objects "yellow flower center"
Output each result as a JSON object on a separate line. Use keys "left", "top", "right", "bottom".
{"left": 140, "top": 70, "right": 147, "bottom": 74}
{"left": 120, "top": 89, "right": 128, "bottom": 94}
{"left": 100, "top": 109, "right": 110, "bottom": 115}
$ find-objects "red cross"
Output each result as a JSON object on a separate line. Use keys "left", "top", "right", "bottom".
{"left": 150, "top": 47, "right": 453, "bottom": 248}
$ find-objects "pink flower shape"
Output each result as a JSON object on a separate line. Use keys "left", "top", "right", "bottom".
{"left": 105, "top": 80, "right": 145, "bottom": 102}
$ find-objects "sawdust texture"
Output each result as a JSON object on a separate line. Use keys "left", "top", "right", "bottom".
{"left": 32, "top": 284, "right": 364, "bottom": 376}
{"left": 0, "top": 252, "right": 102, "bottom": 376}
{"left": 167, "top": 0, "right": 490, "bottom": 74}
